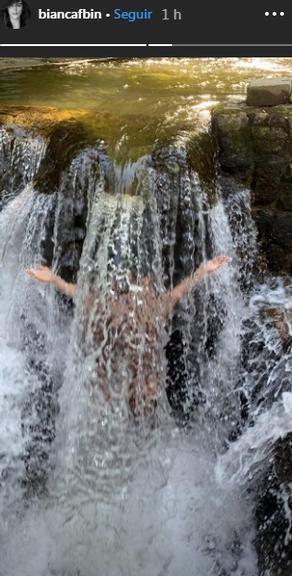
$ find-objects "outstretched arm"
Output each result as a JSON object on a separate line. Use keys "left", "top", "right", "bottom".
{"left": 25, "top": 265, "right": 77, "bottom": 299}
{"left": 161, "top": 255, "right": 230, "bottom": 317}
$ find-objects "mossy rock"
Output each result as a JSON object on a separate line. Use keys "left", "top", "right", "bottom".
{"left": 0, "top": 105, "right": 87, "bottom": 135}
{"left": 253, "top": 161, "right": 291, "bottom": 207}
{"left": 253, "top": 208, "right": 292, "bottom": 273}
{"left": 212, "top": 107, "right": 253, "bottom": 175}
{"left": 187, "top": 131, "right": 217, "bottom": 203}
{"left": 249, "top": 110, "right": 290, "bottom": 157}
{"left": 34, "top": 120, "right": 99, "bottom": 194}
{"left": 212, "top": 104, "right": 292, "bottom": 176}
{"left": 212, "top": 103, "right": 292, "bottom": 274}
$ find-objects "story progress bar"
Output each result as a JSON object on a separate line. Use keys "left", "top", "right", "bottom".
{"left": 2, "top": 43, "right": 292, "bottom": 47}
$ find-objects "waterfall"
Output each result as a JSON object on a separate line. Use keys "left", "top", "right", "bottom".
{"left": 0, "top": 140, "right": 103, "bottom": 507}
{"left": 216, "top": 279, "right": 292, "bottom": 484}
{"left": 0, "top": 126, "right": 46, "bottom": 209}
{"left": 0, "top": 188, "right": 56, "bottom": 514}
{"left": 0, "top": 130, "right": 291, "bottom": 576}
{"left": 0, "top": 127, "right": 48, "bottom": 509}
{"left": 53, "top": 163, "right": 172, "bottom": 504}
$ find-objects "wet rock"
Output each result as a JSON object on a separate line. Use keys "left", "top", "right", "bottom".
{"left": 0, "top": 105, "right": 87, "bottom": 134}
{"left": 152, "top": 145, "right": 188, "bottom": 174}
{"left": 253, "top": 209, "right": 292, "bottom": 273}
{"left": 239, "top": 305, "right": 292, "bottom": 574}
{"left": 212, "top": 104, "right": 292, "bottom": 273}
{"left": 34, "top": 120, "right": 98, "bottom": 194}
{"left": 251, "top": 116, "right": 289, "bottom": 156}
{"left": 152, "top": 145, "right": 191, "bottom": 286}
{"left": 254, "top": 209, "right": 292, "bottom": 250}
{"left": 21, "top": 374, "right": 58, "bottom": 497}
{"left": 240, "top": 304, "right": 292, "bottom": 576}
{"left": 212, "top": 108, "right": 253, "bottom": 175}
{"left": 187, "top": 132, "right": 217, "bottom": 204}
{"left": 277, "top": 181, "right": 292, "bottom": 212}
{"left": 261, "top": 307, "right": 292, "bottom": 351}
{"left": 247, "top": 78, "right": 292, "bottom": 106}
{"left": 166, "top": 328, "right": 194, "bottom": 422}
{"left": 49, "top": 148, "right": 101, "bottom": 284}
{"left": 253, "top": 161, "right": 288, "bottom": 206}
{"left": 256, "top": 433, "right": 292, "bottom": 576}
{"left": 20, "top": 322, "right": 60, "bottom": 498}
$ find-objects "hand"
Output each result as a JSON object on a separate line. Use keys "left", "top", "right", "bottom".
{"left": 25, "top": 265, "right": 56, "bottom": 284}
{"left": 202, "top": 255, "right": 231, "bottom": 274}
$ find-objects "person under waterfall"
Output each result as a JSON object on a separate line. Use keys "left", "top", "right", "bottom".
{"left": 25, "top": 255, "right": 230, "bottom": 418}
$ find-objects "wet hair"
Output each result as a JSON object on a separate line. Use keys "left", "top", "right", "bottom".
{"left": 111, "top": 272, "right": 157, "bottom": 297}
{"left": 1, "top": 0, "right": 31, "bottom": 28}
{"left": 111, "top": 273, "right": 133, "bottom": 296}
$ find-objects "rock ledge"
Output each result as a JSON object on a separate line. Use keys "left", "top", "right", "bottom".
{"left": 247, "top": 78, "right": 292, "bottom": 106}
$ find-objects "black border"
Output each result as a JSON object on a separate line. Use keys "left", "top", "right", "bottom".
{"left": 1, "top": 46, "right": 292, "bottom": 57}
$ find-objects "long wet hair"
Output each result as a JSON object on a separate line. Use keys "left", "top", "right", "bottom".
{"left": 1, "top": 0, "right": 31, "bottom": 28}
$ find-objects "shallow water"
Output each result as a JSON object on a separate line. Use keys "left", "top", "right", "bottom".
{"left": 0, "top": 57, "right": 292, "bottom": 161}
{"left": 1, "top": 57, "right": 292, "bottom": 114}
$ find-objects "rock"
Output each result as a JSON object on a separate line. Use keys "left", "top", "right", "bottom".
{"left": 247, "top": 78, "right": 292, "bottom": 106}
{"left": 253, "top": 209, "right": 292, "bottom": 273}
{"left": 212, "top": 108, "right": 253, "bottom": 174}
{"left": 254, "top": 209, "right": 292, "bottom": 250}
{"left": 152, "top": 145, "right": 188, "bottom": 173}
{"left": 34, "top": 120, "right": 98, "bottom": 194}
{"left": 251, "top": 117, "right": 289, "bottom": 156}
{"left": 212, "top": 104, "right": 292, "bottom": 273}
{"left": 278, "top": 186, "right": 292, "bottom": 212}
{"left": 261, "top": 307, "right": 292, "bottom": 351}
{"left": 0, "top": 105, "right": 87, "bottom": 135}
{"left": 253, "top": 162, "right": 281, "bottom": 205}
{"left": 256, "top": 433, "right": 292, "bottom": 576}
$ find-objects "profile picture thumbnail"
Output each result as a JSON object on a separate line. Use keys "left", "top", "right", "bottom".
{"left": 1, "top": 0, "right": 31, "bottom": 29}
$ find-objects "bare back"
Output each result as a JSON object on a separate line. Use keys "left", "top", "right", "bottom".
{"left": 86, "top": 285, "right": 167, "bottom": 418}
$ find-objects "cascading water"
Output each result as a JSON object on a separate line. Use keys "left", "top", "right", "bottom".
{"left": 0, "top": 128, "right": 48, "bottom": 510}
{"left": 0, "top": 139, "right": 103, "bottom": 507}
{"left": 0, "top": 126, "right": 46, "bottom": 209}
{"left": 0, "top": 125, "right": 291, "bottom": 576}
